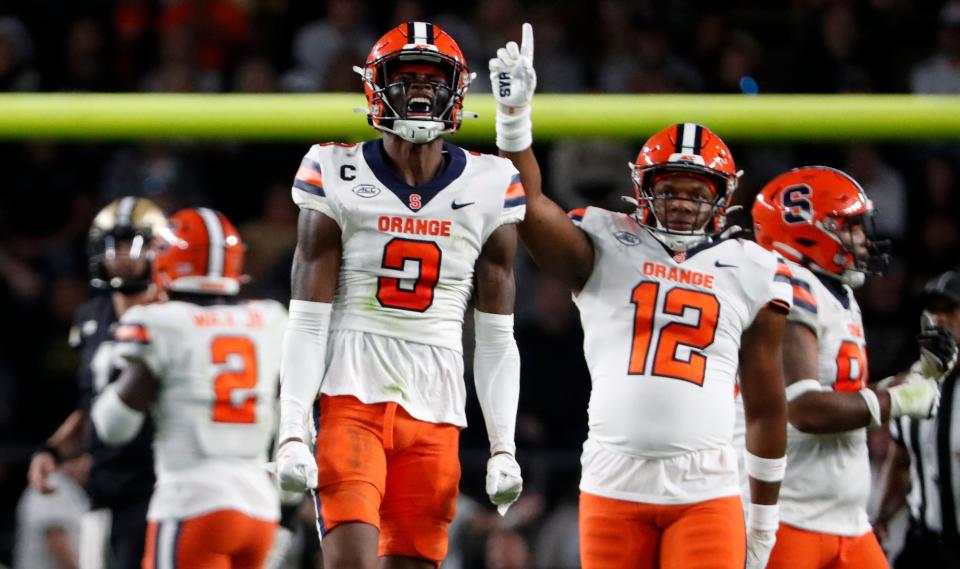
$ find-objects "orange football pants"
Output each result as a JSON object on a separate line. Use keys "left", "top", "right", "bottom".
{"left": 315, "top": 394, "right": 461, "bottom": 564}
{"left": 142, "top": 510, "right": 276, "bottom": 569}
{"left": 579, "top": 491, "right": 746, "bottom": 569}
{"left": 766, "top": 523, "right": 889, "bottom": 569}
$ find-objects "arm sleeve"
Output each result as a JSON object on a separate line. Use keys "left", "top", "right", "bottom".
{"left": 291, "top": 145, "right": 341, "bottom": 226}
{"left": 278, "top": 300, "right": 331, "bottom": 444}
{"left": 472, "top": 310, "right": 521, "bottom": 456}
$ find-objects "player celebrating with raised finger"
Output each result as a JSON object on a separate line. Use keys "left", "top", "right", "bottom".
{"left": 275, "top": 21, "right": 527, "bottom": 569}
{"left": 490, "top": 24, "right": 790, "bottom": 569}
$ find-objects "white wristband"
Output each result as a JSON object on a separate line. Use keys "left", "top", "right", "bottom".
{"left": 858, "top": 388, "right": 882, "bottom": 428}
{"left": 745, "top": 450, "right": 786, "bottom": 483}
{"left": 785, "top": 378, "right": 822, "bottom": 401}
{"left": 496, "top": 104, "right": 532, "bottom": 152}
{"left": 748, "top": 503, "right": 780, "bottom": 532}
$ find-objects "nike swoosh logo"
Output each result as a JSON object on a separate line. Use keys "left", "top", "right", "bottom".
{"left": 714, "top": 260, "right": 738, "bottom": 268}
{"left": 451, "top": 200, "right": 475, "bottom": 210}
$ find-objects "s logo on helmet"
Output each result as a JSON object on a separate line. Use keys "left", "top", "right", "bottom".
{"left": 782, "top": 184, "right": 812, "bottom": 224}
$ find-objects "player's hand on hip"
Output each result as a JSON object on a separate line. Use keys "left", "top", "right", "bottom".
{"left": 746, "top": 527, "right": 777, "bottom": 569}
{"left": 486, "top": 452, "right": 523, "bottom": 516}
{"left": 488, "top": 23, "right": 536, "bottom": 110}
{"left": 276, "top": 440, "right": 318, "bottom": 493}
{"left": 27, "top": 451, "right": 58, "bottom": 494}
{"left": 918, "top": 312, "right": 958, "bottom": 380}
{"left": 888, "top": 372, "right": 941, "bottom": 419}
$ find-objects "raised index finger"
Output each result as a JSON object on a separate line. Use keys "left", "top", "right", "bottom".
{"left": 521, "top": 22, "right": 534, "bottom": 60}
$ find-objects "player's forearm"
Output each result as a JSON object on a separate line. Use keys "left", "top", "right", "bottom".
{"left": 47, "top": 410, "right": 87, "bottom": 461}
{"left": 279, "top": 300, "right": 331, "bottom": 445}
{"left": 45, "top": 527, "right": 79, "bottom": 569}
{"left": 788, "top": 391, "right": 883, "bottom": 433}
{"left": 875, "top": 444, "right": 911, "bottom": 525}
{"left": 473, "top": 310, "right": 520, "bottom": 455}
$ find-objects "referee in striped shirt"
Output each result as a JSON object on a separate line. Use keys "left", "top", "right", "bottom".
{"left": 875, "top": 271, "right": 960, "bottom": 567}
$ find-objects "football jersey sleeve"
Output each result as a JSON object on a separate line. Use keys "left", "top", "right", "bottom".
{"left": 568, "top": 208, "right": 586, "bottom": 226}
{"left": 291, "top": 144, "right": 342, "bottom": 226}
{"left": 785, "top": 269, "right": 819, "bottom": 335}
{"left": 499, "top": 171, "right": 527, "bottom": 226}
{"left": 770, "top": 255, "right": 795, "bottom": 312}
{"left": 112, "top": 305, "right": 170, "bottom": 377}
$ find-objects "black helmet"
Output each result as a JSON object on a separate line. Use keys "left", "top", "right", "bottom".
{"left": 87, "top": 197, "right": 167, "bottom": 293}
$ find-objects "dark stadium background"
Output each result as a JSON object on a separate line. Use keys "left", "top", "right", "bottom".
{"left": 1, "top": 0, "right": 959, "bottom": 567}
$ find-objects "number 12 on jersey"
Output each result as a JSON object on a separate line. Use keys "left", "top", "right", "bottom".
{"left": 629, "top": 282, "right": 720, "bottom": 386}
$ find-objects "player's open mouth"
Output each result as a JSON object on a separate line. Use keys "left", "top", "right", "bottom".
{"left": 406, "top": 97, "right": 433, "bottom": 117}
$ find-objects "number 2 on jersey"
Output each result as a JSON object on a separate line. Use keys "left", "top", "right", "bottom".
{"left": 210, "top": 336, "right": 257, "bottom": 423}
{"left": 629, "top": 282, "right": 720, "bottom": 386}
{"left": 377, "top": 237, "right": 442, "bottom": 312}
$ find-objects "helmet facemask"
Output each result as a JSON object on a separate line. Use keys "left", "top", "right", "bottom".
{"left": 356, "top": 55, "right": 472, "bottom": 144}
{"left": 817, "top": 211, "right": 889, "bottom": 288}
{"left": 630, "top": 164, "right": 733, "bottom": 251}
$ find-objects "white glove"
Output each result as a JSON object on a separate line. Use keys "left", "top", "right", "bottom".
{"left": 489, "top": 23, "right": 537, "bottom": 152}
{"left": 888, "top": 371, "right": 941, "bottom": 419}
{"left": 485, "top": 452, "right": 523, "bottom": 516}
{"left": 276, "top": 440, "right": 318, "bottom": 493}
{"left": 746, "top": 503, "right": 778, "bottom": 569}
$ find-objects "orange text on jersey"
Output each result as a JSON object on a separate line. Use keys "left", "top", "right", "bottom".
{"left": 378, "top": 215, "right": 451, "bottom": 237}
{"left": 847, "top": 323, "right": 864, "bottom": 338}
{"left": 193, "top": 308, "right": 265, "bottom": 329}
{"left": 642, "top": 262, "right": 715, "bottom": 290}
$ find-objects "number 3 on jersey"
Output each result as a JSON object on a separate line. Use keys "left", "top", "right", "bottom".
{"left": 629, "top": 282, "right": 720, "bottom": 386}
{"left": 377, "top": 237, "right": 442, "bottom": 312}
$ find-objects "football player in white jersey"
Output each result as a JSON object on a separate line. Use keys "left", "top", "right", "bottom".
{"left": 90, "top": 208, "right": 286, "bottom": 569}
{"left": 275, "top": 21, "right": 526, "bottom": 569}
{"left": 751, "top": 166, "right": 955, "bottom": 569}
{"left": 490, "top": 24, "right": 790, "bottom": 569}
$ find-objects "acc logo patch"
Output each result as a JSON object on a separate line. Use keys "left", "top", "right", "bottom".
{"left": 614, "top": 231, "right": 641, "bottom": 246}
{"left": 352, "top": 184, "right": 380, "bottom": 198}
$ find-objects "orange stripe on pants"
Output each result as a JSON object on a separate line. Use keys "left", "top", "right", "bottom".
{"left": 142, "top": 510, "right": 276, "bottom": 569}
{"left": 579, "top": 491, "right": 746, "bottom": 569}
{"left": 765, "top": 523, "right": 889, "bottom": 569}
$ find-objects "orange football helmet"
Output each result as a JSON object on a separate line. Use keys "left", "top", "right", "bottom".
{"left": 153, "top": 208, "right": 244, "bottom": 296}
{"left": 629, "top": 123, "right": 741, "bottom": 250}
{"left": 356, "top": 21, "right": 472, "bottom": 143}
{"left": 753, "top": 166, "right": 887, "bottom": 286}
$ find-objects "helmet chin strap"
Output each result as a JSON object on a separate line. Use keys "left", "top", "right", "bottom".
{"left": 808, "top": 263, "right": 867, "bottom": 289}
{"left": 376, "top": 119, "right": 450, "bottom": 144}
{"left": 641, "top": 223, "right": 709, "bottom": 252}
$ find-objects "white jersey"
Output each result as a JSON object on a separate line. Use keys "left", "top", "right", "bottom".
{"left": 291, "top": 140, "right": 525, "bottom": 426}
{"left": 778, "top": 261, "right": 873, "bottom": 536}
{"left": 114, "top": 300, "right": 287, "bottom": 522}
{"left": 573, "top": 207, "right": 792, "bottom": 504}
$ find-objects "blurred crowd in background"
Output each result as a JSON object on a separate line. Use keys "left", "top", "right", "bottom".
{"left": 1, "top": 0, "right": 960, "bottom": 567}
